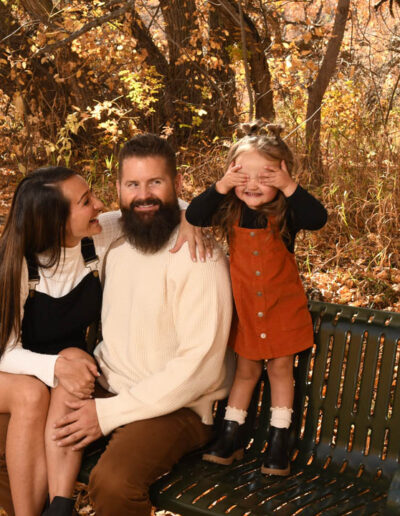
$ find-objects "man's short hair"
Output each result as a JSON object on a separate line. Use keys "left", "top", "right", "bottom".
{"left": 118, "top": 134, "right": 177, "bottom": 181}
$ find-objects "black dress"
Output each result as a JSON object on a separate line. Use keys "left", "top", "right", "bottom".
{"left": 21, "top": 238, "right": 102, "bottom": 355}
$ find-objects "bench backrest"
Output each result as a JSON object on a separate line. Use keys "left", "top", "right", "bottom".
{"left": 234, "top": 301, "right": 400, "bottom": 481}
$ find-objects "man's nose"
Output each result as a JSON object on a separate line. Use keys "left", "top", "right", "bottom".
{"left": 136, "top": 185, "right": 149, "bottom": 199}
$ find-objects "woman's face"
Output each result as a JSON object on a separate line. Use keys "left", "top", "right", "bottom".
{"left": 60, "top": 175, "right": 104, "bottom": 247}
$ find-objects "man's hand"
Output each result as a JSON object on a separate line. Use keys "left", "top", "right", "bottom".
{"left": 53, "top": 399, "right": 103, "bottom": 450}
{"left": 170, "top": 211, "right": 213, "bottom": 262}
{"left": 55, "top": 356, "right": 99, "bottom": 399}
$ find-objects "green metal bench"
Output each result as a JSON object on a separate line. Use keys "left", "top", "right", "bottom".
{"left": 81, "top": 300, "right": 400, "bottom": 515}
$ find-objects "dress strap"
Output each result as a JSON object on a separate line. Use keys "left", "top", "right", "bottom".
{"left": 81, "top": 237, "right": 99, "bottom": 273}
{"left": 26, "top": 255, "right": 40, "bottom": 293}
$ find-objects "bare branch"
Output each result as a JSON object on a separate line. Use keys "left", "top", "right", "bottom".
{"left": 34, "top": 0, "right": 135, "bottom": 56}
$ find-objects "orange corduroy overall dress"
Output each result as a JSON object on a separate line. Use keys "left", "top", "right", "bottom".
{"left": 229, "top": 218, "right": 314, "bottom": 360}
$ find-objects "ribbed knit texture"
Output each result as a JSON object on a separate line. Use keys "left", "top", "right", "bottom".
{"left": 0, "top": 202, "right": 188, "bottom": 386}
{"left": 94, "top": 229, "right": 234, "bottom": 436}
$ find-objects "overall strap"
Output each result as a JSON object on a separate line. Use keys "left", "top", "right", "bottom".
{"left": 81, "top": 237, "right": 99, "bottom": 273}
{"left": 26, "top": 255, "right": 40, "bottom": 294}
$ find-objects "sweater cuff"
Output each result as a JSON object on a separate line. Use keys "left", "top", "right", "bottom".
{"left": 95, "top": 396, "right": 119, "bottom": 435}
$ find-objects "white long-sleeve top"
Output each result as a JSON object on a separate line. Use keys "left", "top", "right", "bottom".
{"left": 0, "top": 200, "right": 188, "bottom": 386}
{"left": 0, "top": 211, "right": 122, "bottom": 386}
{"left": 94, "top": 230, "right": 234, "bottom": 435}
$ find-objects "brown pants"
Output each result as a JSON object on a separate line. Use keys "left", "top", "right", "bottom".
{"left": 0, "top": 414, "right": 13, "bottom": 516}
{"left": 89, "top": 408, "right": 212, "bottom": 516}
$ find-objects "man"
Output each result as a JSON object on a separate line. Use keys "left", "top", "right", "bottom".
{"left": 54, "top": 134, "right": 234, "bottom": 515}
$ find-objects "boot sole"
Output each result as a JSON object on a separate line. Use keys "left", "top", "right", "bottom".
{"left": 261, "top": 464, "right": 290, "bottom": 476}
{"left": 202, "top": 448, "right": 244, "bottom": 465}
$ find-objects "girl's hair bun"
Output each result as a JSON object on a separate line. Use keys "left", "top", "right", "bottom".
{"left": 239, "top": 120, "right": 285, "bottom": 140}
{"left": 239, "top": 120, "right": 264, "bottom": 136}
{"left": 266, "top": 124, "right": 284, "bottom": 139}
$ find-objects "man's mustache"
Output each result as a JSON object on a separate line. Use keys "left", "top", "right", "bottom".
{"left": 129, "top": 197, "right": 162, "bottom": 209}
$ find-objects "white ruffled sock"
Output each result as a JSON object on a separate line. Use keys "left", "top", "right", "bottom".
{"left": 270, "top": 406, "right": 293, "bottom": 429}
{"left": 225, "top": 405, "right": 248, "bottom": 425}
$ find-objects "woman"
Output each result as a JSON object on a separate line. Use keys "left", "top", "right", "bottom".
{"left": 0, "top": 166, "right": 205, "bottom": 516}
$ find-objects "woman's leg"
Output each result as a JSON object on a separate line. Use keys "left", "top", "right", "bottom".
{"left": 0, "top": 413, "right": 13, "bottom": 516}
{"left": 45, "top": 347, "right": 96, "bottom": 502}
{"left": 0, "top": 372, "right": 50, "bottom": 516}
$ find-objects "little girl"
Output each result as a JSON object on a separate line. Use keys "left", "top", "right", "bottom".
{"left": 186, "top": 121, "right": 327, "bottom": 475}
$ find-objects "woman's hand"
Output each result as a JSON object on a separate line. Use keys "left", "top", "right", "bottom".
{"left": 215, "top": 162, "right": 248, "bottom": 195}
{"left": 54, "top": 355, "right": 99, "bottom": 399}
{"left": 259, "top": 160, "right": 298, "bottom": 197}
{"left": 170, "top": 211, "right": 213, "bottom": 262}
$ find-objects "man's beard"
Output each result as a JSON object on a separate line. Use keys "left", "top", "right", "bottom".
{"left": 120, "top": 197, "right": 181, "bottom": 254}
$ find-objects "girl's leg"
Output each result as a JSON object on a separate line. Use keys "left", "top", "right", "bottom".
{"left": 203, "top": 356, "right": 262, "bottom": 465}
{"left": 0, "top": 372, "right": 50, "bottom": 516}
{"left": 228, "top": 356, "right": 263, "bottom": 411}
{"left": 267, "top": 354, "right": 294, "bottom": 409}
{"left": 262, "top": 354, "right": 295, "bottom": 476}
{"left": 45, "top": 348, "right": 96, "bottom": 505}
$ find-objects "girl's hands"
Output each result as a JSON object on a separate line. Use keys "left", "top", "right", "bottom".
{"left": 54, "top": 355, "right": 99, "bottom": 399}
{"left": 215, "top": 162, "right": 248, "bottom": 195}
{"left": 259, "top": 160, "right": 298, "bottom": 197}
{"left": 170, "top": 211, "right": 213, "bottom": 262}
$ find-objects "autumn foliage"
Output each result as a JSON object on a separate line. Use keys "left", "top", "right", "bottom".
{"left": 0, "top": 0, "right": 400, "bottom": 312}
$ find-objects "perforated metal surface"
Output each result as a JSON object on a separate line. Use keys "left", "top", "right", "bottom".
{"left": 150, "top": 301, "right": 400, "bottom": 515}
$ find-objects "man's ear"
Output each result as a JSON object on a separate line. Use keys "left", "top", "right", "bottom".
{"left": 175, "top": 173, "right": 183, "bottom": 195}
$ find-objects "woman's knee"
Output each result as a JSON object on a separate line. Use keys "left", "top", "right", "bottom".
{"left": 10, "top": 376, "right": 50, "bottom": 416}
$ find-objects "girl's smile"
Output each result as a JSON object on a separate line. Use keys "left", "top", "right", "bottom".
{"left": 234, "top": 150, "right": 279, "bottom": 208}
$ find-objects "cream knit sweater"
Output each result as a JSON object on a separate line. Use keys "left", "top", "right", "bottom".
{"left": 94, "top": 229, "right": 234, "bottom": 435}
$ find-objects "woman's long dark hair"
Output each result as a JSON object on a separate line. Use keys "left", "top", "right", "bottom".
{"left": 0, "top": 166, "right": 77, "bottom": 358}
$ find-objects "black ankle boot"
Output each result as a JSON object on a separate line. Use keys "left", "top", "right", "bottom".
{"left": 42, "top": 496, "right": 76, "bottom": 516}
{"left": 261, "top": 426, "right": 290, "bottom": 476}
{"left": 202, "top": 420, "right": 244, "bottom": 465}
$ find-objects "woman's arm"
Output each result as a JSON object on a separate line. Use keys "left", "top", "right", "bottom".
{"left": 0, "top": 260, "right": 99, "bottom": 393}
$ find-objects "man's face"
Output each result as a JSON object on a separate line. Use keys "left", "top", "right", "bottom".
{"left": 117, "top": 155, "right": 182, "bottom": 253}
{"left": 117, "top": 156, "right": 181, "bottom": 217}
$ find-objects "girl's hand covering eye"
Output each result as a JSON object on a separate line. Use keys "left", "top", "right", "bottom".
{"left": 215, "top": 163, "right": 248, "bottom": 195}
{"left": 258, "top": 160, "right": 298, "bottom": 197}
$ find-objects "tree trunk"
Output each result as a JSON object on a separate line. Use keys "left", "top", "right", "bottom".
{"left": 217, "top": 0, "right": 275, "bottom": 121}
{"left": 305, "top": 0, "right": 351, "bottom": 183}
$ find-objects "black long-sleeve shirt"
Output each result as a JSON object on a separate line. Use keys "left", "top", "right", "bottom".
{"left": 186, "top": 184, "right": 327, "bottom": 253}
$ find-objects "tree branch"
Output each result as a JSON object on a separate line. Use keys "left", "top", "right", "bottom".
{"left": 34, "top": 0, "right": 135, "bottom": 56}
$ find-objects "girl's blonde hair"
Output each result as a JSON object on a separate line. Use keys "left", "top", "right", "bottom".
{"left": 212, "top": 121, "right": 295, "bottom": 242}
